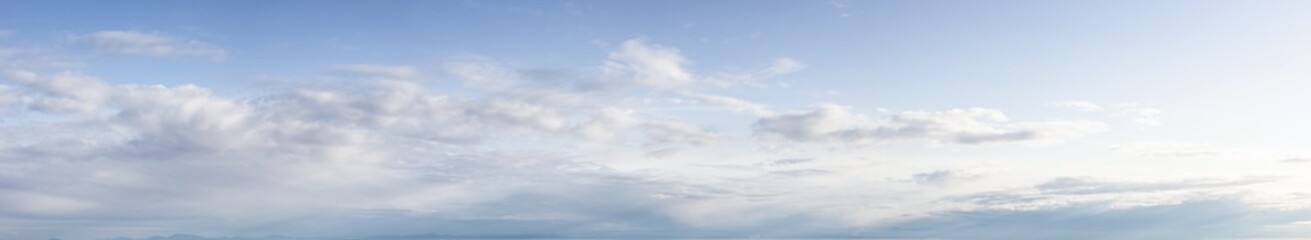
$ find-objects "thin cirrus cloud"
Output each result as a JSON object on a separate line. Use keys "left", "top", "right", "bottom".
{"left": 1045, "top": 100, "right": 1103, "bottom": 112}
{"left": 754, "top": 104, "right": 1109, "bottom": 145}
{"left": 603, "top": 38, "right": 695, "bottom": 88}
{"left": 79, "top": 30, "right": 228, "bottom": 61}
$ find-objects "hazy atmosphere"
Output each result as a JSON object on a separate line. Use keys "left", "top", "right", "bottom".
{"left": 3, "top": 1, "right": 1311, "bottom": 239}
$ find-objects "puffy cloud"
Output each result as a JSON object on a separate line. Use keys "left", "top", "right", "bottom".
{"left": 755, "top": 104, "right": 1108, "bottom": 145}
{"left": 0, "top": 68, "right": 699, "bottom": 238}
{"left": 81, "top": 31, "right": 228, "bottom": 61}
{"left": 0, "top": 37, "right": 1225, "bottom": 240}
{"left": 1045, "top": 100, "right": 1102, "bottom": 112}
{"left": 3, "top": 70, "right": 112, "bottom": 114}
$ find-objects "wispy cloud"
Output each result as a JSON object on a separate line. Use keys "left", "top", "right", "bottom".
{"left": 755, "top": 104, "right": 1108, "bottom": 146}
{"left": 1045, "top": 100, "right": 1103, "bottom": 112}
{"left": 80, "top": 30, "right": 228, "bottom": 61}
{"left": 603, "top": 38, "right": 694, "bottom": 87}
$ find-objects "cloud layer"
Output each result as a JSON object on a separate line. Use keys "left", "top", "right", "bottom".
{"left": 1, "top": 35, "right": 1307, "bottom": 240}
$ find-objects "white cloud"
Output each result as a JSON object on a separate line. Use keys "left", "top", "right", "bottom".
{"left": 1045, "top": 100, "right": 1102, "bottom": 112}
{"left": 1113, "top": 103, "right": 1162, "bottom": 126}
{"left": 702, "top": 57, "right": 807, "bottom": 88}
{"left": 82, "top": 30, "right": 228, "bottom": 61}
{"left": 760, "top": 57, "right": 807, "bottom": 77}
{"left": 1106, "top": 141, "right": 1256, "bottom": 158}
{"left": 3, "top": 70, "right": 112, "bottom": 114}
{"left": 754, "top": 104, "right": 1108, "bottom": 145}
{"left": 675, "top": 91, "right": 774, "bottom": 116}
{"left": 6, "top": 36, "right": 1292, "bottom": 240}
{"left": 603, "top": 39, "right": 694, "bottom": 87}
{"left": 0, "top": 46, "right": 81, "bottom": 70}
{"left": 443, "top": 57, "right": 519, "bottom": 90}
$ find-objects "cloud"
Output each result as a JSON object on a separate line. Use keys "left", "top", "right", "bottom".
{"left": 1034, "top": 177, "right": 1277, "bottom": 195}
{"left": 760, "top": 58, "right": 807, "bottom": 77}
{"left": 1113, "top": 103, "right": 1162, "bottom": 126}
{"left": 0, "top": 68, "right": 701, "bottom": 238}
{"left": 875, "top": 199, "right": 1311, "bottom": 240}
{"left": 909, "top": 170, "right": 983, "bottom": 186}
{"left": 1107, "top": 141, "right": 1258, "bottom": 158}
{"left": 603, "top": 39, "right": 694, "bottom": 87}
{"left": 0, "top": 49, "right": 788, "bottom": 237}
{"left": 674, "top": 91, "right": 774, "bottom": 116}
{"left": 2, "top": 36, "right": 1250, "bottom": 240}
{"left": 1045, "top": 100, "right": 1102, "bottom": 112}
{"left": 754, "top": 104, "right": 1108, "bottom": 145}
{"left": 1284, "top": 158, "right": 1311, "bottom": 163}
{"left": 953, "top": 176, "right": 1280, "bottom": 211}
{"left": 756, "top": 158, "right": 814, "bottom": 167}
{"left": 2, "top": 70, "right": 112, "bottom": 114}
{"left": 640, "top": 119, "right": 726, "bottom": 157}
{"left": 702, "top": 57, "right": 807, "bottom": 88}
{"left": 0, "top": 45, "right": 81, "bottom": 70}
{"left": 81, "top": 31, "right": 228, "bottom": 61}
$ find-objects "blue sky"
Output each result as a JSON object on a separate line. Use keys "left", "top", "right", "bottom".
{"left": 3, "top": 1, "right": 1311, "bottom": 239}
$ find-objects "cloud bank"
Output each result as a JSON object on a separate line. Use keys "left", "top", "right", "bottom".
{"left": 1, "top": 36, "right": 1305, "bottom": 240}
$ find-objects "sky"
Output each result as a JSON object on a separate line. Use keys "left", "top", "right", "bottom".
{"left": 2, "top": 0, "right": 1311, "bottom": 239}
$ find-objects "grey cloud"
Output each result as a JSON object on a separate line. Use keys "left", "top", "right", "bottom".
{"left": 872, "top": 199, "right": 1311, "bottom": 240}
{"left": 638, "top": 119, "right": 726, "bottom": 158}
{"left": 0, "top": 56, "right": 791, "bottom": 239}
{"left": 1282, "top": 158, "right": 1311, "bottom": 163}
{"left": 93, "top": 199, "right": 1311, "bottom": 240}
{"left": 1035, "top": 177, "right": 1278, "bottom": 195}
{"left": 81, "top": 31, "right": 228, "bottom": 61}
{"left": 755, "top": 104, "right": 1107, "bottom": 145}
{"left": 909, "top": 170, "right": 982, "bottom": 186}
{"left": 951, "top": 176, "right": 1281, "bottom": 210}
{"left": 767, "top": 169, "right": 831, "bottom": 177}
{"left": 756, "top": 158, "right": 813, "bottom": 167}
